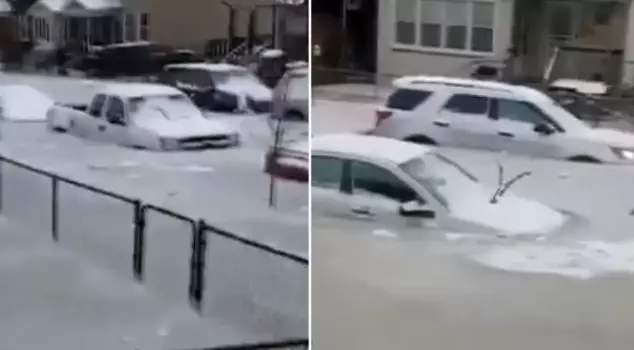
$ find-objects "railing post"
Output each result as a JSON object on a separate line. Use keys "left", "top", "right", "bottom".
{"left": 189, "top": 219, "right": 200, "bottom": 310}
{"left": 189, "top": 219, "right": 207, "bottom": 312}
{"left": 0, "top": 158, "right": 4, "bottom": 213}
{"left": 51, "top": 177, "right": 58, "bottom": 242}
{"left": 132, "top": 201, "right": 146, "bottom": 282}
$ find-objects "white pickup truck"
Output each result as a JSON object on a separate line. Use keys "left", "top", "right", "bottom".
{"left": 46, "top": 82, "right": 240, "bottom": 150}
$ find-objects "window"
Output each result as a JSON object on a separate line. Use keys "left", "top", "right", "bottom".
{"left": 495, "top": 99, "right": 550, "bottom": 125}
{"left": 26, "top": 16, "right": 33, "bottom": 39}
{"left": 394, "top": 0, "right": 495, "bottom": 53}
{"left": 548, "top": 2, "right": 573, "bottom": 39}
{"left": 471, "top": 2, "right": 494, "bottom": 51}
{"left": 105, "top": 97, "right": 126, "bottom": 124}
{"left": 88, "top": 94, "right": 107, "bottom": 117}
{"left": 395, "top": 0, "right": 416, "bottom": 44}
{"left": 443, "top": 94, "right": 489, "bottom": 114}
{"left": 386, "top": 88, "right": 432, "bottom": 110}
{"left": 139, "top": 13, "right": 150, "bottom": 40}
{"left": 125, "top": 14, "right": 136, "bottom": 41}
{"left": 311, "top": 156, "right": 345, "bottom": 190}
{"left": 351, "top": 161, "right": 419, "bottom": 203}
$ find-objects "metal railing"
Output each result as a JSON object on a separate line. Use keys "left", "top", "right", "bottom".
{"left": 182, "top": 338, "right": 308, "bottom": 350}
{"left": 0, "top": 154, "right": 308, "bottom": 346}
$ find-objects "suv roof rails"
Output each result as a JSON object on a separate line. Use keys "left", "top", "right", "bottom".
{"left": 394, "top": 75, "right": 514, "bottom": 93}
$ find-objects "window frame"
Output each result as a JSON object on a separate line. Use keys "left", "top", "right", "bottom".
{"left": 139, "top": 13, "right": 150, "bottom": 41}
{"left": 491, "top": 98, "right": 565, "bottom": 132}
{"left": 104, "top": 96, "right": 128, "bottom": 125}
{"left": 349, "top": 159, "right": 422, "bottom": 204}
{"left": 442, "top": 93, "right": 491, "bottom": 116}
{"left": 311, "top": 155, "right": 348, "bottom": 191}
{"left": 393, "top": 0, "right": 496, "bottom": 55}
{"left": 88, "top": 94, "right": 108, "bottom": 118}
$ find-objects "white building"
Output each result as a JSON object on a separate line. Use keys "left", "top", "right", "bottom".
{"left": 378, "top": 0, "right": 634, "bottom": 86}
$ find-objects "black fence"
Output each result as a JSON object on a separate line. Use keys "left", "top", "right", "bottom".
{"left": 0, "top": 154, "right": 308, "bottom": 347}
{"left": 185, "top": 338, "right": 308, "bottom": 350}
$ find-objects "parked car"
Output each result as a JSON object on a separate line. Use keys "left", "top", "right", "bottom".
{"left": 372, "top": 75, "right": 634, "bottom": 164}
{"left": 311, "top": 133, "right": 568, "bottom": 235}
{"left": 65, "top": 41, "right": 202, "bottom": 78}
{"left": 158, "top": 63, "right": 273, "bottom": 113}
{"left": 46, "top": 83, "right": 240, "bottom": 150}
{"left": 272, "top": 63, "right": 308, "bottom": 121}
{"left": 264, "top": 138, "right": 309, "bottom": 183}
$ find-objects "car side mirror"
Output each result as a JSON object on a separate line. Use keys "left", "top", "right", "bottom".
{"left": 399, "top": 200, "right": 435, "bottom": 219}
{"left": 533, "top": 123, "right": 554, "bottom": 135}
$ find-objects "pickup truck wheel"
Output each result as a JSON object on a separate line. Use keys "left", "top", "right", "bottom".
{"left": 568, "top": 155, "right": 602, "bottom": 163}
{"left": 404, "top": 134, "right": 437, "bottom": 146}
{"left": 51, "top": 126, "right": 67, "bottom": 133}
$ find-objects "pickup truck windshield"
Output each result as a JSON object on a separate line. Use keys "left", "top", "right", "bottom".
{"left": 211, "top": 70, "right": 260, "bottom": 85}
{"left": 129, "top": 94, "right": 201, "bottom": 120}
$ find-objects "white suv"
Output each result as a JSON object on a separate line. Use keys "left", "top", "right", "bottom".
{"left": 372, "top": 75, "right": 634, "bottom": 164}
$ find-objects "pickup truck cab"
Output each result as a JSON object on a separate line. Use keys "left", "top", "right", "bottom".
{"left": 46, "top": 83, "right": 240, "bottom": 150}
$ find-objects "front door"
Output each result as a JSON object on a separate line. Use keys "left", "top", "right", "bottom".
{"left": 435, "top": 93, "right": 498, "bottom": 151}
{"left": 102, "top": 96, "right": 129, "bottom": 145}
{"left": 490, "top": 98, "right": 564, "bottom": 158}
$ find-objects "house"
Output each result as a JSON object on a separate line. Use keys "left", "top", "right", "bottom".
{"left": 121, "top": 0, "right": 278, "bottom": 53}
{"left": 378, "top": 0, "right": 634, "bottom": 86}
{"left": 14, "top": 0, "right": 283, "bottom": 53}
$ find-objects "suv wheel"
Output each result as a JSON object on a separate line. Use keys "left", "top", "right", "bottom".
{"left": 404, "top": 135, "right": 437, "bottom": 146}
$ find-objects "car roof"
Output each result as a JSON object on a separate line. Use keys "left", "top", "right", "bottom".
{"left": 165, "top": 62, "right": 247, "bottom": 72}
{"left": 393, "top": 74, "right": 553, "bottom": 101}
{"left": 311, "top": 134, "right": 429, "bottom": 164}
{"left": 99, "top": 83, "right": 183, "bottom": 98}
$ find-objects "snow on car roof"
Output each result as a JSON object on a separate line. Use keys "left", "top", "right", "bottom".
{"left": 99, "top": 83, "right": 183, "bottom": 98}
{"left": 103, "top": 40, "right": 153, "bottom": 48}
{"left": 312, "top": 134, "right": 430, "bottom": 164}
{"left": 165, "top": 62, "right": 247, "bottom": 72}
{"left": 0, "top": 0, "right": 10, "bottom": 13}
{"left": 39, "top": 0, "right": 119, "bottom": 12}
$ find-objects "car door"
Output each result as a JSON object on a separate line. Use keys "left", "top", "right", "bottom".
{"left": 78, "top": 94, "right": 108, "bottom": 139}
{"left": 310, "top": 155, "right": 355, "bottom": 219}
{"left": 347, "top": 159, "right": 439, "bottom": 230}
{"left": 102, "top": 96, "right": 130, "bottom": 145}
{"left": 435, "top": 93, "right": 499, "bottom": 151}
{"left": 490, "top": 98, "right": 565, "bottom": 158}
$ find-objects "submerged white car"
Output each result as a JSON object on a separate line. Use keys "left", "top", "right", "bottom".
{"left": 158, "top": 63, "right": 273, "bottom": 113}
{"left": 311, "top": 133, "right": 568, "bottom": 236}
{"left": 46, "top": 83, "right": 240, "bottom": 150}
{"left": 373, "top": 75, "right": 634, "bottom": 164}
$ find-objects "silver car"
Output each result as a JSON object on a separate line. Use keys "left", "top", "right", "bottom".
{"left": 272, "top": 64, "right": 308, "bottom": 121}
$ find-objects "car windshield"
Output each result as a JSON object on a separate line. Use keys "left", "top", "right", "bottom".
{"left": 129, "top": 94, "right": 200, "bottom": 120}
{"left": 400, "top": 153, "right": 486, "bottom": 209}
{"left": 211, "top": 69, "right": 260, "bottom": 85}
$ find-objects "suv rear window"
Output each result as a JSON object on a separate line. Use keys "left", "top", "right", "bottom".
{"left": 386, "top": 88, "right": 432, "bottom": 110}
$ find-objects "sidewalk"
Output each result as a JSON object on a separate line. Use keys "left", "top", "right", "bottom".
{"left": 0, "top": 217, "right": 262, "bottom": 350}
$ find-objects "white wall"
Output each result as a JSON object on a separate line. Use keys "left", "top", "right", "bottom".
{"left": 376, "top": 0, "right": 515, "bottom": 82}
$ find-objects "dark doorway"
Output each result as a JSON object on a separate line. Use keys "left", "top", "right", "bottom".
{"left": 312, "top": 0, "right": 378, "bottom": 72}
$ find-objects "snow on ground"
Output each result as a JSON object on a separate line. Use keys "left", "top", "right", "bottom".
{"left": 0, "top": 85, "right": 55, "bottom": 121}
{"left": 0, "top": 72, "right": 102, "bottom": 106}
{"left": 0, "top": 116, "right": 308, "bottom": 338}
{"left": 0, "top": 216, "right": 268, "bottom": 350}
